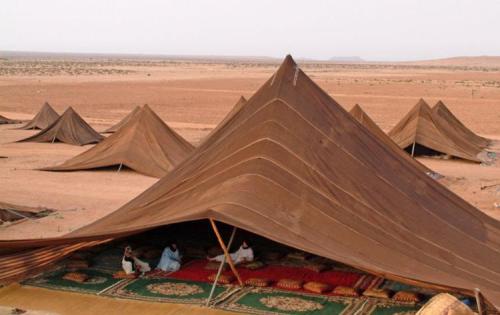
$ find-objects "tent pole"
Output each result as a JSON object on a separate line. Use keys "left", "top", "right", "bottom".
{"left": 475, "top": 288, "right": 485, "bottom": 315}
{"left": 51, "top": 136, "right": 56, "bottom": 144}
{"left": 205, "top": 226, "right": 237, "bottom": 307}
{"left": 209, "top": 218, "right": 243, "bottom": 286}
{"left": 117, "top": 163, "right": 123, "bottom": 173}
{"left": 411, "top": 142, "right": 416, "bottom": 157}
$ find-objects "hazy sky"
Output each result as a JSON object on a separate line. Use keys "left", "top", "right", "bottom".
{"left": 2, "top": 0, "right": 499, "bottom": 61}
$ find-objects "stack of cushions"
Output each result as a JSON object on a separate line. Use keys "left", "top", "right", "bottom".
{"left": 304, "top": 263, "right": 329, "bottom": 273}
{"left": 277, "top": 279, "right": 303, "bottom": 290}
{"left": 262, "top": 252, "right": 283, "bottom": 262}
{"left": 208, "top": 273, "right": 235, "bottom": 284}
{"left": 63, "top": 272, "right": 88, "bottom": 283}
{"left": 113, "top": 271, "right": 137, "bottom": 279}
{"left": 393, "top": 291, "right": 421, "bottom": 303}
{"left": 242, "top": 261, "right": 266, "bottom": 270}
{"left": 65, "top": 259, "right": 89, "bottom": 270}
{"left": 205, "top": 261, "right": 228, "bottom": 271}
{"left": 304, "top": 281, "right": 332, "bottom": 294}
{"left": 286, "top": 252, "right": 310, "bottom": 261}
{"left": 245, "top": 278, "right": 271, "bottom": 287}
{"left": 333, "top": 286, "right": 360, "bottom": 297}
{"left": 363, "top": 288, "right": 392, "bottom": 299}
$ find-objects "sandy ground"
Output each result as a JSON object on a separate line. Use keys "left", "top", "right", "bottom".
{"left": 0, "top": 57, "right": 500, "bottom": 240}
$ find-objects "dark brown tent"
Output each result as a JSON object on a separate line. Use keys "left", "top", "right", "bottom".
{"left": 2, "top": 56, "right": 500, "bottom": 309}
{"left": 103, "top": 106, "right": 141, "bottom": 133}
{"left": 18, "top": 102, "right": 60, "bottom": 130}
{"left": 388, "top": 99, "right": 483, "bottom": 162}
{"left": 17, "top": 107, "right": 103, "bottom": 146}
{"left": 0, "top": 115, "right": 21, "bottom": 125}
{"left": 43, "top": 105, "right": 194, "bottom": 177}
{"left": 432, "top": 100, "right": 491, "bottom": 149}
{"left": 349, "top": 104, "right": 432, "bottom": 174}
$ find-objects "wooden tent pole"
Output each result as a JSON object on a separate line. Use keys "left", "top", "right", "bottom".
{"left": 209, "top": 218, "right": 243, "bottom": 286}
{"left": 475, "top": 288, "right": 485, "bottom": 315}
{"left": 411, "top": 142, "right": 416, "bottom": 157}
{"left": 117, "top": 163, "right": 123, "bottom": 173}
{"left": 206, "top": 226, "right": 237, "bottom": 307}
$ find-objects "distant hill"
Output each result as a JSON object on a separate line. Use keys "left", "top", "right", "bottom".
{"left": 403, "top": 56, "right": 500, "bottom": 68}
{"left": 329, "top": 56, "right": 365, "bottom": 63}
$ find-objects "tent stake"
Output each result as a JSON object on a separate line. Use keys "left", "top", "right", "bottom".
{"left": 117, "top": 163, "right": 123, "bottom": 173}
{"left": 475, "top": 288, "right": 485, "bottom": 315}
{"left": 206, "top": 225, "right": 237, "bottom": 307}
{"left": 411, "top": 142, "right": 416, "bottom": 157}
{"left": 209, "top": 218, "right": 243, "bottom": 286}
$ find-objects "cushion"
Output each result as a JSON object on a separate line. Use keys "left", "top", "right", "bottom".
{"left": 63, "top": 272, "right": 88, "bottom": 283}
{"left": 286, "top": 252, "right": 310, "bottom": 261}
{"left": 205, "top": 261, "right": 228, "bottom": 271}
{"left": 207, "top": 246, "right": 223, "bottom": 257}
{"left": 242, "top": 261, "right": 266, "bottom": 270}
{"left": 363, "top": 288, "right": 392, "bottom": 299}
{"left": 65, "top": 259, "right": 89, "bottom": 269}
{"left": 333, "top": 286, "right": 359, "bottom": 297}
{"left": 393, "top": 291, "right": 420, "bottom": 303}
{"left": 304, "top": 263, "right": 329, "bottom": 273}
{"left": 303, "top": 281, "right": 332, "bottom": 294}
{"left": 208, "top": 273, "right": 235, "bottom": 284}
{"left": 416, "top": 293, "right": 475, "bottom": 315}
{"left": 262, "top": 252, "right": 283, "bottom": 261}
{"left": 245, "top": 278, "right": 271, "bottom": 287}
{"left": 113, "top": 271, "right": 137, "bottom": 279}
{"left": 276, "top": 279, "right": 303, "bottom": 290}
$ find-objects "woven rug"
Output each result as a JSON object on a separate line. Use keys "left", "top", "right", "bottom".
{"left": 23, "top": 268, "right": 123, "bottom": 294}
{"left": 103, "top": 277, "right": 234, "bottom": 304}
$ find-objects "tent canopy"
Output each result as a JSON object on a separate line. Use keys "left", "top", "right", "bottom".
{"left": 43, "top": 105, "right": 194, "bottom": 178}
{"left": 0, "top": 115, "right": 21, "bottom": 125}
{"left": 18, "top": 102, "right": 59, "bottom": 130}
{"left": 103, "top": 106, "right": 141, "bottom": 133}
{"left": 388, "top": 99, "right": 483, "bottom": 162}
{"left": 17, "top": 107, "right": 103, "bottom": 146}
{"left": 2, "top": 56, "right": 500, "bottom": 309}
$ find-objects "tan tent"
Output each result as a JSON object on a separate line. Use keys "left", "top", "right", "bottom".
{"left": 388, "top": 99, "right": 483, "bottom": 162}
{"left": 43, "top": 105, "right": 194, "bottom": 178}
{"left": 2, "top": 56, "right": 500, "bottom": 309}
{"left": 349, "top": 104, "right": 432, "bottom": 174}
{"left": 18, "top": 102, "right": 59, "bottom": 130}
{"left": 103, "top": 106, "right": 141, "bottom": 133}
{"left": 17, "top": 107, "right": 103, "bottom": 146}
{"left": 0, "top": 115, "right": 21, "bottom": 125}
{"left": 432, "top": 100, "right": 490, "bottom": 149}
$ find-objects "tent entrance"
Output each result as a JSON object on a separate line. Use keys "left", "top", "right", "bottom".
{"left": 404, "top": 143, "right": 450, "bottom": 159}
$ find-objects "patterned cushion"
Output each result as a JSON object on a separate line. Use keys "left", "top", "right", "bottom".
{"left": 303, "top": 281, "right": 332, "bottom": 294}
{"left": 242, "top": 261, "right": 266, "bottom": 270}
{"left": 286, "top": 252, "right": 310, "bottom": 261}
{"left": 205, "top": 261, "right": 228, "bottom": 271}
{"left": 208, "top": 273, "right": 235, "bottom": 284}
{"left": 245, "top": 278, "right": 271, "bottom": 287}
{"left": 63, "top": 272, "right": 88, "bottom": 283}
{"left": 304, "top": 263, "right": 329, "bottom": 273}
{"left": 65, "top": 259, "right": 89, "bottom": 269}
{"left": 363, "top": 288, "right": 392, "bottom": 299}
{"left": 113, "top": 271, "right": 137, "bottom": 279}
{"left": 393, "top": 291, "right": 420, "bottom": 303}
{"left": 333, "top": 286, "right": 359, "bottom": 297}
{"left": 276, "top": 278, "right": 303, "bottom": 290}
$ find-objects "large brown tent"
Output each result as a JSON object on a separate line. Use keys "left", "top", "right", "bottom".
{"left": 42, "top": 105, "right": 194, "bottom": 177}
{"left": 432, "top": 100, "right": 491, "bottom": 149}
{"left": 349, "top": 104, "right": 432, "bottom": 174}
{"left": 17, "top": 107, "right": 103, "bottom": 146}
{"left": 0, "top": 115, "right": 21, "bottom": 125}
{"left": 388, "top": 99, "right": 483, "bottom": 162}
{"left": 2, "top": 56, "right": 500, "bottom": 309}
{"left": 103, "top": 106, "right": 141, "bottom": 133}
{"left": 18, "top": 102, "right": 59, "bottom": 130}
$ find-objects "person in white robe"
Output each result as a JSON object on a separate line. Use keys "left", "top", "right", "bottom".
{"left": 208, "top": 240, "right": 254, "bottom": 265}
{"left": 121, "top": 246, "right": 151, "bottom": 275}
{"left": 156, "top": 243, "right": 182, "bottom": 272}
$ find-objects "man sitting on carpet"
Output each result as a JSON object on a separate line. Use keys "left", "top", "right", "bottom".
{"left": 156, "top": 242, "right": 182, "bottom": 272}
{"left": 207, "top": 240, "right": 254, "bottom": 265}
{"left": 122, "top": 245, "right": 151, "bottom": 276}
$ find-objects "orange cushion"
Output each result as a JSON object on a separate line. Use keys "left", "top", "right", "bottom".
{"left": 245, "top": 278, "right": 271, "bottom": 287}
{"left": 393, "top": 291, "right": 421, "bottom": 303}
{"left": 303, "top": 281, "right": 332, "bottom": 294}
{"left": 65, "top": 259, "right": 89, "bottom": 269}
{"left": 62, "top": 272, "right": 88, "bottom": 283}
{"left": 333, "top": 286, "right": 359, "bottom": 297}
{"left": 113, "top": 271, "right": 137, "bottom": 279}
{"left": 276, "top": 279, "right": 303, "bottom": 290}
{"left": 304, "top": 263, "right": 329, "bottom": 273}
{"left": 208, "top": 273, "right": 235, "bottom": 284}
{"left": 363, "top": 288, "right": 392, "bottom": 299}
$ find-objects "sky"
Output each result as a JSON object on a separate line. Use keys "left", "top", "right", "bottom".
{"left": 1, "top": 0, "right": 499, "bottom": 61}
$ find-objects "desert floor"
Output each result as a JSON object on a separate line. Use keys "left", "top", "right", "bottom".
{"left": 0, "top": 57, "right": 500, "bottom": 240}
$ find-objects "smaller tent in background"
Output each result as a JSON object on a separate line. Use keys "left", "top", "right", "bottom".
{"left": 18, "top": 102, "right": 60, "bottom": 130}
{"left": 432, "top": 100, "right": 491, "bottom": 149}
{"left": 43, "top": 105, "right": 195, "bottom": 177}
{"left": 388, "top": 99, "right": 483, "bottom": 162}
{"left": 0, "top": 115, "right": 21, "bottom": 125}
{"left": 102, "top": 106, "right": 141, "bottom": 133}
{"left": 17, "top": 107, "right": 103, "bottom": 146}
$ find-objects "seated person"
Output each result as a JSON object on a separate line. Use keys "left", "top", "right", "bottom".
{"left": 122, "top": 245, "right": 151, "bottom": 276}
{"left": 156, "top": 242, "right": 182, "bottom": 272}
{"left": 208, "top": 240, "right": 254, "bottom": 265}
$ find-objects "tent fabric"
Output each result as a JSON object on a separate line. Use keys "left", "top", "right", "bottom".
{"left": 388, "top": 99, "right": 483, "bottom": 162}
{"left": 0, "top": 115, "right": 21, "bottom": 125}
{"left": 18, "top": 102, "right": 60, "bottom": 130}
{"left": 349, "top": 104, "right": 431, "bottom": 174}
{"left": 17, "top": 107, "right": 103, "bottom": 146}
{"left": 432, "top": 100, "right": 491, "bottom": 149}
{"left": 103, "top": 106, "right": 141, "bottom": 133}
{"left": 2, "top": 56, "right": 500, "bottom": 309}
{"left": 42, "top": 105, "right": 195, "bottom": 178}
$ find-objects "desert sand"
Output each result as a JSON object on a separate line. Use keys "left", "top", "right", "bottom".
{"left": 0, "top": 55, "right": 499, "bottom": 240}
